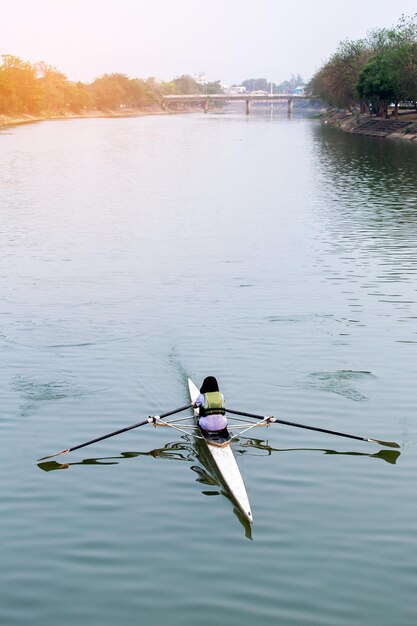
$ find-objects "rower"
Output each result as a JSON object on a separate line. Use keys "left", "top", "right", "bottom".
{"left": 192, "top": 376, "right": 228, "bottom": 433}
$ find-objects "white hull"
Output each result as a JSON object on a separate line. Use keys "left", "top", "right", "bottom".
{"left": 188, "top": 378, "right": 253, "bottom": 523}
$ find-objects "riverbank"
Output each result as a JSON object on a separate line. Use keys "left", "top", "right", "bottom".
{"left": 324, "top": 110, "right": 417, "bottom": 142}
{"left": 0, "top": 106, "right": 201, "bottom": 129}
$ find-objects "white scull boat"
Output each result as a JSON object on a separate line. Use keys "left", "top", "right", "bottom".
{"left": 44, "top": 378, "right": 277, "bottom": 522}
{"left": 42, "top": 377, "right": 399, "bottom": 525}
{"left": 188, "top": 378, "right": 253, "bottom": 524}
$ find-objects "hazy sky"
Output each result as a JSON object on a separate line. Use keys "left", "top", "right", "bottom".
{"left": 1, "top": 1, "right": 416, "bottom": 84}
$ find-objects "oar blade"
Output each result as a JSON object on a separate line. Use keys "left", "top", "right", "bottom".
{"left": 37, "top": 449, "right": 70, "bottom": 462}
{"left": 367, "top": 438, "right": 400, "bottom": 449}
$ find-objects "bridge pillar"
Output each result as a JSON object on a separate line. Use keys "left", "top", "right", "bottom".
{"left": 204, "top": 98, "right": 209, "bottom": 113}
{"left": 287, "top": 98, "right": 293, "bottom": 115}
{"left": 246, "top": 99, "right": 251, "bottom": 115}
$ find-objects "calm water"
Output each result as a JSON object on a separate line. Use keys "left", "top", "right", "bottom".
{"left": 1, "top": 113, "right": 417, "bottom": 625}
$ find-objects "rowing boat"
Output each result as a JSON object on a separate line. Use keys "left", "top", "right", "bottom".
{"left": 42, "top": 380, "right": 399, "bottom": 524}
{"left": 188, "top": 378, "right": 253, "bottom": 524}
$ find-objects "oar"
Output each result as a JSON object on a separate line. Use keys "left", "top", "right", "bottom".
{"left": 225, "top": 409, "right": 400, "bottom": 449}
{"left": 38, "top": 404, "right": 192, "bottom": 461}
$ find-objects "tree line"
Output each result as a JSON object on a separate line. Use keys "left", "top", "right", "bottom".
{"left": 0, "top": 55, "right": 305, "bottom": 117}
{"left": 0, "top": 55, "right": 222, "bottom": 116}
{"left": 309, "top": 14, "right": 417, "bottom": 117}
{"left": 240, "top": 75, "right": 304, "bottom": 94}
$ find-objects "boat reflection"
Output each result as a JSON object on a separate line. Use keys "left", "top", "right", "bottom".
{"left": 37, "top": 436, "right": 400, "bottom": 538}
{"left": 37, "top": 437, "right": 254, "bottom": 537}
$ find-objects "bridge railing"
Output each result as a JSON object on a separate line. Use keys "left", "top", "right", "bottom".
{"left": 162, "top": 93, "right": 308, "bottom": 101}
{"left": 162, "top": 92, "right": 309, "bottom": 114}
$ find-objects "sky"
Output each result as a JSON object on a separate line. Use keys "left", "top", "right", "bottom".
{"left": 1, "top": 0, "right": 416, "bottom": 85}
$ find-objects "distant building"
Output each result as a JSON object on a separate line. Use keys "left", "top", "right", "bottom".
{"left": 194, "top": 73, "right": 208, "bottom": 85}
{"left": 294, "top": 85, "right": 306, "bottom": 95}
{"left": 223, "top": 84, "right": 247, "bottom": 94}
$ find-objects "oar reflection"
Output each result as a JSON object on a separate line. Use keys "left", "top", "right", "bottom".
{"left": 37, "top": 438, "right": 400, "bottom": 473}
{"left": 37, "top": 435, "right": 400, "bottom": 539}
{"left": 37, "top": 441, "right": 195, "bottom": 472}
{"left": 236, "top": 438, "right": 401, "bottom": 465}
{"left": 38, "top": 437, "right": 254, "bottom": 537}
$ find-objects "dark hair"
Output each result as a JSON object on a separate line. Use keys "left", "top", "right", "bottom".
{"left": 200, "top": 376, "right": 219, "bottom": 394}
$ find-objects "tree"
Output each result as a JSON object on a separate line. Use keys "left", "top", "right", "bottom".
{"left": 161, "top": 80, "right": 178, "bottom": 95}
{"left": 36, "top": 62, "right": 70, "bottom": 114}
{"left": 89, "top": 73, "right": 130, "bottom": 109}
{"left": 393, "top": 42, "right": 417, "bottom": 109}
{"left": 66, "top": 81, "right": 93, "bottom": 113}
{"left": 242, "top": 78, "right": 269, "bottom": 92}
{"left": 172, "top": 75, "right": 203, "bottom": 95}
{"left": 357, "top": 53, "right": 399, "bottom": 116}
{"left": 310, "top": 14, "right": 417, "bottom": 112}
{"left": 205, "top": 80, "right": 222, "bottom": 94}
{"left": 0, "top": 55, "right": 40, "bottom": 113}
{"left": 0, "top": 71, "right": 13, "bottom": 113}
{"left": 310, "top": 39, "right": 369, "bottom": 110}
{"left": 357, "top": 42, "right": 417, "bottom": 116}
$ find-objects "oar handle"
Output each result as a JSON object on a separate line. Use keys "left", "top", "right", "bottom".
{"left": 159, "top": 404, "right": 192, "bottom": 419}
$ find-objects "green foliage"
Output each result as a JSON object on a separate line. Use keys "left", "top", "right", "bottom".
{"left": 393, "top": 42, "right": 417, "bottom": 103}
{"left": 89, "top": 73, "right": 130, "bottom": 109}
{"left": 357, "top": 53, "right": 399, "bottom": 115}
{"left": 68, "top": 82, "right": 93, "bottom": 113}
{"left": 0, "top": 58, "right": 214, "bottom": 117}
{"left": 358, "top": 42, "right": 417, "bottom": 115}
{"left": 205, "top": 80, "right": 222, "bottom": 94}
{"left": 171, "top": 75, "right": 203, "bottom": 95}
{"left": 160, "top": 81, "right": 179, "bottom": 95}
{"left": 167, "top": 75, "right": 223, "bottom": 96}
{"left": 88, "top": 73, "right": 165, "bottom": 110}
{"left": 0, "top": 55, "right": 40, "bottom": 113}
{"left": 309, "top": 39, "right": 370, "bottom": 110}
{"left": 242, "top": 78, "right": 269, "bottom": 92}
{"left": 36, "top": 62, "right": 71, "bottom": 114}
{"left": 310, "top": 13, "right": 417, "bottom": 114}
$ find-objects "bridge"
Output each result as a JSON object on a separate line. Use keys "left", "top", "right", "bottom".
{"left": 162, "top": 93, "right": 308, "bottom": 115}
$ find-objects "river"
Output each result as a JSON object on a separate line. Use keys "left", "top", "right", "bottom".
{"left": 1, "top": 112, "right": 416, "bottom": 625}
